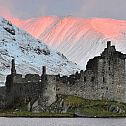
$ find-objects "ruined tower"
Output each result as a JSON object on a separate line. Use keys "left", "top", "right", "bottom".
{"left": 42, "top": 66, "right": 46, "bottom": 75}
{"left": 84, "top": 41, "right": 126, "bottom": 102}
{"left": 11, "top": 59, "right": 16, "bottom": 76}
{"left": 39, "top": 66, "right": 57, "bottom": 110}
{"left": 97, "top": 41, "right": 126, "bottom": 102}
{"left": 6, "top": 59, "right": 16, "bottom": 91}
{"left": 5, "top": 59, "right": 17, "bottom": 105}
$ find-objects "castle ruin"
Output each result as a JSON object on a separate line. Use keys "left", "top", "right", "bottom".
{"left": 5, "top": 41, "right": 126, "bottom": 111}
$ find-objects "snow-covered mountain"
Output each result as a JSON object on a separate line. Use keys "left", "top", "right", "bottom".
{"left": 0, "top": 17, "right": 80, "bottom": 85}
{"left": 9, "top": 16, "right": 126, "bottom": 68}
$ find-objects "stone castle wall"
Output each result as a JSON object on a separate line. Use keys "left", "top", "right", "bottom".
{"left": 5, "top": 68, "right": 57, "bottom": 107}
{"left": 56, "top": 41, "right": 126, "bottom": 103}
{"left": 56, "top": 69, "right": 97, "bottom": 100}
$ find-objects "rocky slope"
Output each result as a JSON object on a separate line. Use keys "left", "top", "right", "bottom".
{"left": 0, "top": 17, "right": 80, "bottom": 85}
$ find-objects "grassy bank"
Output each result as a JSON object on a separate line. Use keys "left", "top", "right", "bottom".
{"left": 1, "top": 95, "right": 126, "bottom": 117}
{"left": 0, "top": 111, "right": 73, "bottom": 117}
{"left": 63, "top": 95, "right": 126, "bottom": 117}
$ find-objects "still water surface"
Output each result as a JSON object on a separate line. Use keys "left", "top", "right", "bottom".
{"left": 0, "top": 118, "right": 126, "bottom": 126}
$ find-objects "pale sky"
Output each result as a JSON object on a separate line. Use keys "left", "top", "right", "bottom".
{"left": 0, "top": 0, "right": 126, "bottom": 20}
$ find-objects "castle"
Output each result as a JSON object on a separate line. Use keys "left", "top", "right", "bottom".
{"left": 5, "top": 41, "right": 126, "bottom": 111}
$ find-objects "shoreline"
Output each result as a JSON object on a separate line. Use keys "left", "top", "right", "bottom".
{"left": 0, "top": 115, "right": 126, "bottom": 118}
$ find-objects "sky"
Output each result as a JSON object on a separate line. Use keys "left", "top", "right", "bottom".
{"left": 0, "top": 0, "right": 126, "bottom": 20}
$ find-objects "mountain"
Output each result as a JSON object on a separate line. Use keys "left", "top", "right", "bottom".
{"left": 8, "top": 16, "right": 126, "bottom": 68}
{"left": 0, "top": 17, "right": 80, "bottom": 85}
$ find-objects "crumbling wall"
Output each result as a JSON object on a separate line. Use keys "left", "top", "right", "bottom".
{"left": 56, "top": 69, "right": 98, "bottom": 100}
{"left": 40, "top": 75, "right": 57, "bottom": 107}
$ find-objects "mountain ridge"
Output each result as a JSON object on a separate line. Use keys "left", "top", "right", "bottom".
{"left": 0, "top": 16, "right": 80, "bottom": 84}
{"left": 8, "top": 16, "right": 126, "bottom": 68}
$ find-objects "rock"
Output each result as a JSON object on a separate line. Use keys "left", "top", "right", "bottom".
{"left": 108, "top": 105, "right": 124, "bottom": 113}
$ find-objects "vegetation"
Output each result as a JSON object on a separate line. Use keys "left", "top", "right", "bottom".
{"left": 0, "top": 111, "right": 73, "bottom": 117}
{"left": 63, "top": 95, "right": 126, "bottom": 117}
{"left": 1, "top": 95, "right": 126, "bottom": 117}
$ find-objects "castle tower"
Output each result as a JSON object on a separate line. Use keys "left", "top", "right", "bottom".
{"left": 42, "top": 66, "right": 46, "bottom": 75}
{"left": 10, "top": 59, "right": 16, "bottom": 91}
{"left": 5, "top": 59, "right": 17, "bottom": 104}
{"left": 86, "top": 41, "right": 126, "bottom": 102}
{"left": 107, "top": 41, "right": 111, "bottom": 48}
{"left": 41, "top": 66, "right": 46, "bottom": 82}
{"left": 97, "top": 41, "right": 126, "bottom": 102}
{"left": 11, "top": 59, "right": 16, "bottom": 76}
{"left": 40, "top": 66, "right": 56, "bottom": 110}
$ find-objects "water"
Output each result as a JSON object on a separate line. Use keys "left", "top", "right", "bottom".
{"left": 0, "top": 118, "right": 126, "bottom": 126}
